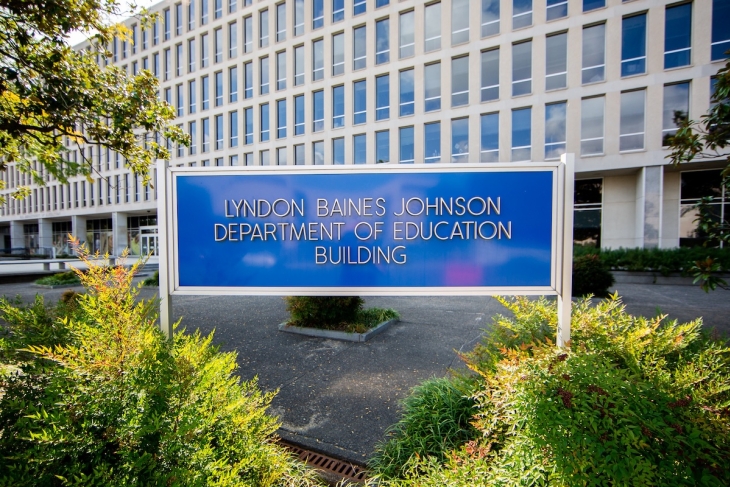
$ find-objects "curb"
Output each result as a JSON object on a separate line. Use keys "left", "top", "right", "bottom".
{"left": 32, "top": 283, "right": 83, "bottom": 289}
{"left": 278, "top": 318, "right": 399, "bottom": 342}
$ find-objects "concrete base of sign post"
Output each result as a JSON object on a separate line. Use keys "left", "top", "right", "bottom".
{"left": 278, "top": 318, "right": 398, "bottom": 342}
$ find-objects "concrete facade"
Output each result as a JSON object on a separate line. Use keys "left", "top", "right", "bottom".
{"left": 0, "top": 0, "right": 728, "bottom": 253}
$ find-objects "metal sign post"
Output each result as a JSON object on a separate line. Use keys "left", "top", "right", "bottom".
{"left": 157, "top": 157, "right": 574, "bottom": 346}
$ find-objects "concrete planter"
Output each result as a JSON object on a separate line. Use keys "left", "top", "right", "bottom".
{"left": 278, "top": 318, "right": 398, "bottom": 342}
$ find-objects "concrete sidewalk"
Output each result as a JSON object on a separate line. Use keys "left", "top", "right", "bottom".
{"left": 1, "top": 280, "right": 728, "bottom": 465}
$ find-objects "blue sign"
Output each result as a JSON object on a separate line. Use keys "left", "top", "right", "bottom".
{"left": 172, "top": 167, "right": 555, "bottom": 291}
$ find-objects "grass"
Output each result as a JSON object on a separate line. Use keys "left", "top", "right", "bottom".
{"left": 35, "top": 271, "right": 80, "bottom": 286}
{"left": 288, "top": 307, "right": 399, "bottom": 334}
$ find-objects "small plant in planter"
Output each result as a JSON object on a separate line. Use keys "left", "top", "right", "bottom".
{"left": 284, "top": 296, "right": 398, "bottom": 334}
{"left": 35, "top": 271, "right": 81, "bottom": 286}
{"left": 572, "top": 254, "right": 615, "bottom": 297}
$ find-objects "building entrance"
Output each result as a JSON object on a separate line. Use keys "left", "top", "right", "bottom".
{"left": 139, "top": 226, "right": 159, "bottom": 256}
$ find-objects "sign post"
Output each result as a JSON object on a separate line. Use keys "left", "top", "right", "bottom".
{"left": 158, "top": 157, "right": 574, "bottom": 346}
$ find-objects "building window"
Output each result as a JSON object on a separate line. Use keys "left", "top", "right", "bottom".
{"left": 230, "top": 111, "right": 239, "bottom": 147}
{"left": 313, "top": 90, "right": 324, "bottom": 132}
{"left": 513, "top": 0, "right": 532, "bottom": 30}
{"left": 313, "top": 141, "right": 325, "bottom": 165}
{"left": 260, "top": 9, "right": 269, "bottom": 48}
{"left": 261, "top": 150, "right": 270, "bottom": 166}
{"left": 424, "top": 3, "right": 441, "bottom": 52}
{"left": 545, "top": 102, "right": 566, "bottom": 160}
{"left": 229, "top": 0, "right": 236, "bottom": 14}
{"left": 376, "top": 0, "right": 389, "bottom": 7}
{"left": 200, "top": 0, "right": 208, "bottom": 24}
{"left": 214, "top": 28, "right": 223, "bottom": 63}
{"left": 665, "top": 3, "right": 691, "bottom": 69}
{"left": 313, "top": 0, "right": 324, "bottom": 29}
{"left": 512, "top": 40, "right": 532, "bottom": 96}
{"left": 277, "top": 2, "right": 287, "bottom": 41}
{"left": 452, "top": 0, "right": 469, "bottom": 45}
{"left": 295, "top": 94, "right": 305, "bottom": 135}
{"left": 547, "top": 0, "right": 567, "bottom": 21}
{"left": 574, "top": 179, "right": 603, "bottom": 247}
{"left": 333, "top": 0, "right": 345, "bottom": 23}
{"left": 582, "top": 23, "right": 605, "bottom": 84}
{"left": 164, "top": 8, "right": 171, "bottom": 40}
{"left": 230, "top": 155, "right": 238, "bottom": 166}
{"left": 376, "top": 74, "right": 390, "bottom": 121}
{"left": 425, "top": 122, "right": 441, "bottom": 163}
{"left": 480, "top": 112, "right": 499, "bottom": 162}
{"left": 333, "top": 137, "right": 345, "bottom": 164}
{"left": 399, "top": 127, "right": 415, "bottom": 164}
{"left": 581, "top": 96, "right": 605, "bottom": 156}
{"left": 244, "top": 107, "right": 253, "bottom": 144}
{"left": 202, "top": 117, "right": 210, "bottom": 152}
{"left": 712, "top": 0, "right": 730, "bottom": 60}
{"left": 354, "top": 26, "right": 366, "bottom": 70}
{"left": 189, "top": 80, "right": 197, "bottom": 114}
{"left": 176, "top": 84, "right": 184, "bottom": 116}
{"left": 679, "top": 170, "right": 728, "bottom": 246}
{"left": 399, "top": 11, "right": 415, "bottom": 58}
{"left": 425, "top": 62, "right": 441, "bottom": 112}
{"left": 481, "top": 48, "right": 499, "bottom": 102}
{"left": 313, "top": 39, "right": 324, "bottom": 81}
{"left": 354, "top": 0, "right": 366, "bottom": 17}
{"left": 376, "top": 18, "right": 390, "bottom": 65}
{"left": 583, "top": 0, "right": 604, "bottom": 13}
{"left": 333, "top": 33, "right": 345, "bottom": 75}
{"left": 260, "top": 103, "right": 270, "bottom": 142}
{"left": 276, "top": 51, "right": 287, "bottom": 90}
{"left": 200, "top": 33, "right": 207, "bottom": 68}
{"left": 215, "top": 115, "right": 224, "bottom": 150}
{"left": 188, "top": 39, "right": 196, "bottom": 72}
{"left": 175, "top": 2, "right": 183, "bottom": 35}
{"left": 244, "top": 152, "right": 253, "bottom": 165}
{"left": 132, "top": 24, "right": 138, "bottom": 53}
{"left": 354, "top": 80, "right": 366, "bottom": 125}
{"left": 277, "top": 147, "right": 287, "bottom": 166}
{"left": 452, "top": 56, "right": 469, "bottom": 107}
{"left": 260, "top": 56, "right": 269, "bottom": 95}
{"left": 294, "top": 0, "right": 304, "bottom": 36}
{"left": 546, "top": 32, "right": 567, "bottom": 90}
{"left": 333, "top": 85, "right": 345, "bottom": 128}
{"left": 244, "top": 62, "right": 253, "bottom": 99}
{"left": 176, "top": 43, "right": 183, "bottom": 76}
{"left": 244, "top": 15, "right": 253, "bottom": 52}
{"left": 482, "top": 0, "right": 499, "bottom": 37}
{"left": 354, "top": 134, "right": 366, "bottom": 164}
{"left": 294, "top": 144, "right": 305, "bottom": 164}
{"left": 189, "top": 121, "right": 197, "bottom": 154}
{"left": 621, "top": 14, "right": 647, "bottom": 77}
{"left": 164, "top": 48, "right": 171, "bottom": 80}
{"left": 376, "top": 130, "right": 390, "bottom": 163}
{"left": 277, "top": 99, "right": 287, "bottom": 138}
{"left": 619, "top": 90, "right": 646, "bottom": 151}
{"left": 662, "top": 82, "right": 690, "bottom": 146}
{"left": 294, "top": 45, "right": 305, "bottom": 85}
{"left": 399, "top": 69, "right": 414, "bottom": 117}
{"left": 229, "top": 66, "right": 238, "bottom": 102}
{"left": 215, "top": 71, "right": 223, "bottom": 106}
{"left": 451, "top": 118, "right": 469, "bottom": 163}
{"left": 511, "top": 107, "right": 531, "bottom": 161}
{"left": 153, "top": 53, "right": 160, "bottom": 78}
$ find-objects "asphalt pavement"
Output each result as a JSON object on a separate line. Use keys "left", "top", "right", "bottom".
{"left": 1, "top": 275, "right": 729, "bottom": 465}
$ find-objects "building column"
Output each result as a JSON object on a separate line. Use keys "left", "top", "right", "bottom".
{"left": 638, "top": 166, "right": 663, "bottom": 249}
{"left": 112, "top": 212, "right": 128, "bottom": 256}
{"left": 38, "top": 218, "right": 53, "bottom": 256}
{"left": 9, "top": 220, "right": 24, "bottom": 249}
{"left": 71, "top": 215, "right": 87, "bottom": 253}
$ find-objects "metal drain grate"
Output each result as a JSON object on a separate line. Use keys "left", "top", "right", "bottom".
{"left": 280, "top": 441, "right": 369, "bottom": 484}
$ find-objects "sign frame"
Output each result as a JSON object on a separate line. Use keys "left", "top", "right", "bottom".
{"left": 157, "top": 155, "right": 574, "bottom": 346}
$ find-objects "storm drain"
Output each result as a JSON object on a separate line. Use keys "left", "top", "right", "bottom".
{"left": 280, "top": 441, "right": 369, "bottom": 484}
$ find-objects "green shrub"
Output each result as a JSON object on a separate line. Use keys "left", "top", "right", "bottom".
{"left": 572, "top": 254, "right": 615, "bottom": 297}
{"left": 369, "top": 377, "right": 479, "bottom": 479}
{"left": 285, "top": 296, "right": 364, "bottom": 329}
{"left": 574, "top": 246, "right": 730, "bottom": 275}
{"left": 35, "top": 270, "right": 80, "bottom": 286}
{"left": 370, "top": 297, "right": 730, "bottom": 486}
{"left": 0, "top": 242, "right": 322, "bottom": 487}
{"left": 143, "top": 269, "right": 160, "bottom": 286}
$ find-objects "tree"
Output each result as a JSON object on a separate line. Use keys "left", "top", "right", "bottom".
{"left": 667, "top": 57, "right": 730, "bottom": 290}
{"left": 0, "top": 0, "right": 188, "bottom": 203}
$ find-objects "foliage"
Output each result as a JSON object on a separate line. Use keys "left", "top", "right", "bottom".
{"left": 284, "top": 296, "right": 365, "bottom": 329}
{"left": 142, "top": 269, "right": 159, "bottom": 286}
{"left": 34, "top": 270, "right": 81, "bottom": 286}
{"left": 0, "top": 0, "right": 188, "bottom": 203}
{"left": 370, "top": 296, "right": 730, "bottom": 486}
{"left": 369, "top": 377, "right": 479, "bottom": 479}
{"left": 572, "top": 254, "right": 615, "bottom": 297}
{"left": 0, "top": 240, "right": 322, "bottom": 487}
{"left": 574, "top": 245, "right": 730, "bottom": 275}
{"left": 668, "top": 57, "right": 730, "bottom": 251}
